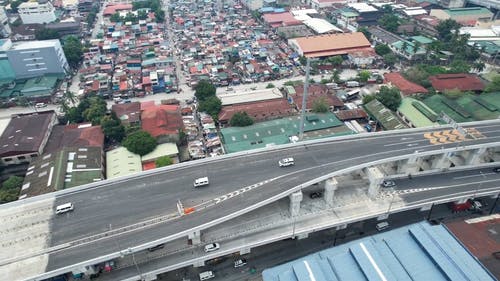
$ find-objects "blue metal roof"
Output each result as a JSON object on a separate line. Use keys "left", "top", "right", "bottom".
{"left": 262, "top": 222, "right": 496, "bottom": 281}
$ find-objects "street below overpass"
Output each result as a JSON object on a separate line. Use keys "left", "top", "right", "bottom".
{"left": 2, "top": 121, "right": 500, "bottom": 280}
{"left": 96, "top": 167, "right": 500, "bottom": 281}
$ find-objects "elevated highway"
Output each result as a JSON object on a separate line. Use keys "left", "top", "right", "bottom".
{"left": 2, "top": 121, "right": 500, "bottom": 280}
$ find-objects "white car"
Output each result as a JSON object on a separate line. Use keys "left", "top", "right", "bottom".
{"left": 193, "top": 177, "right": 209, "bottom": 187}
{"left": 381, "top": 180, "right": 396, "bottom": 188}
{"left": 204, "top": 243, "right": 220, "bottom": 252}
{"left": 278, "top": 157, "right": 295, "bottom": 167}
{"left": 234, "top": 259, "right": 247, "bottom": 268}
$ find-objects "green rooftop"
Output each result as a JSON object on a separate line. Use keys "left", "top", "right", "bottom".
{"left": 398, "top": 97, "right": 439, "bottom": 128}
{"left": 0, "top": 58, "right": 15, "bottom": 81}
{"left": 423, "top": 93, "right": 500, "bottom": 123}
{"left": 221, "top": 113, "right": 349, "bottom": 153}
{"left": 411, "top": 35, "right": 434, "bottom": 44}
{"left": 445, "top": 7, "right": 493, "bottom": 17}
{"left": 364, "top": 99, "right": 408, "bottom": 130}
{"left": 392, "top": 40, "right": 425, "bottom": 55}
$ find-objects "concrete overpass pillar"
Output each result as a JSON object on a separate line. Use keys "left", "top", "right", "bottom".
{"left": 142, "top": 273, "right": 158, "bottom": 281}
{"left": 240, "top": 247, "right": 251, "bottom": 255}
{"left": 397, "top": 155, "right": 422, "bottom": 175}
{"left": 323, "top": 178, "right": 338, "bottom": 206}
{"left": 366, "top": 167, "right": 384, "bottom": 198}
{"left": 431, "top": 153, "right": 451, "bottom": 170}
{"left": 466, "top": 147, "right": 487, "bottom": 166}
{"left": 188, "top": 230, "right": 201, "bottom": 245}
{"left": 289, "top": 191, "right": 303, "bottom": 217}
{"left": 193, "top": 260, "right": 205, "bottom": 267}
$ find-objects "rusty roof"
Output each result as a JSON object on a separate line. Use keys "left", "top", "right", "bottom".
{"left": 292, "top": 32, "right": 371, "bottom": 57}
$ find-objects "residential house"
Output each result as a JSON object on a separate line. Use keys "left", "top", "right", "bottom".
{"left": 141, "top": 104, "right": 184, "bottom": 143}
{"left": 384, "top": 72, "right": 429, "bottom": 96}
{"left": 429, "top": 73, "right": 485, "bottom": 93}
{"left": 111, "top": 102, "right": 142, "bottom": 126}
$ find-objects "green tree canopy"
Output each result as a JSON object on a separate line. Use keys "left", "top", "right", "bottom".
{"left": 266, "top": 83, "right": 275, "bottom": 88}
{"left": 436, "top": 19, "right": 461, "bottom": 42}
{"left": 35, "top": 28, "right": 60, "bottom": 40}
{"left": 3, "top": 176, "right": 23, "bottom": 190}
{"left": 194, "top": 80, "right": 216, "bottom": 102}
{"left": 358, "top": 70, "right": 371, "bottom": 82}
{"left": 63, "top": 36, "right": 83, "bottom": 68}
{"left": 443, "top": 89, "right": 465, "bottom": 99}
{"left": 0, "top": 176, "right": 23, "bottom": 203}
{"left": 311, "top": 97, "right": 329, "bottom": 113}
{"left": 101, "top": 114, "right": 125, "bottom": 144}
{"left": 376, "top": 86, "right": 402, "bottom": 111}
{"left": 123, "top": 131, "right": 157, "bottom": 156}
{"left": 362, "top": 95, "right": 376, "bottom": 104}
{"left": 230, "top": 112, "right": 254, "bottom": 127}
{"left": 378, "top": 14, "right": 400, "bottom": 33}
{"left": 198, "top": 96, "right": 222, "bottom": 120}
{"left": 383, "top": 53, "right": 398, "bottom": 66}
{"left": 485, "top": 75, "right": 500, "bottom": 93}
{"left": 375, "top": 44, "right": 391, "bottom": 56}
{"left": 155, "top": 156, "right": 173, "bottom": 167}
{"left": 327, "top": 56, "right": 343, "bottom": 66}
{"left": 357, "top": 26, "right": 371, "bottom": 41}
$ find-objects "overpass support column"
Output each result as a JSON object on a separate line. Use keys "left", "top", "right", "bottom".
{"left": 431, "top": 153, "right": 451, "bottom": 170}
{"left": 366, "top": 167, "right": 384, "bottom": 198}
{"left": 193, "top": 260, "right": 205, "bottom": 267}
{"left": 142, "top": 273, "right": 158, "bottom": 281}
{"left": 324, "top": 178, "right": 338, "bottom": 206}
{"left": 397, "top": 155, "right": 422, "bottom": 176}
{"left": 466, "top": 147, "right": 487, "bottom": 166}
{"left": 289, "top": 191, "right": 303, "bottom": 217}
{"left": 240, "top": 247, "right": 251, "bottom": 255}
{"left": 188, "top": 230, "right": 201, "bottom": 245}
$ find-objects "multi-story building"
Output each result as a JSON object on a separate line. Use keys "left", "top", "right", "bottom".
{"left": 242, "top": 0, "right": 263, "bottom": 11}
{"left": 0, "top": 6, "right": 10, "bottom": 37}
{"left": 18, "top": 0, "right": 56, "bottom": 24}
{"left": 6, "top": 39, "right": 69, "bottom": 79}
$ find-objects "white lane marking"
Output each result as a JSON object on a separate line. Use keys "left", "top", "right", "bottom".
{"left": 453, "top": 172, "right": 494, "bottom": 180}
{"left": 383, "top": 140, "right": 424, "bottom": 147}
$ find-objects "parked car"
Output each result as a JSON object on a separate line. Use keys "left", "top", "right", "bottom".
{"left": 493, "top": 167, "right": 500, "bottom": 173}
{"left": 35, "top": 102, "right": 47, "bottom": 108}
{"left": 204, "top": 243, "right": 220, "bottom": 252}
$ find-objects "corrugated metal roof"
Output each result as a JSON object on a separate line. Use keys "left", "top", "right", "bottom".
{"left": 263, "top": 222, "right": 496, "bottom": 281}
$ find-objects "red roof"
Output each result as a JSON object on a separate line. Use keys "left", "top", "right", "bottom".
{"left": 141, "top": 105, "right": 184, "bottom": 138}
{"left": 141, "top": 101, "right": 155, "bottom": 110}
{"left": 262, "top": 12, "right": 302, "bottom": 26}
{"left": 218, "top": 99, "right": 295, "bottom": 123}
{"left": 335, "top": 108, "right": 368, "bottom": 121}
{"left": 142, "top": 161, "right": 156, "bottom": 171}
{"left": 103, "top": 3, "right": 132, "bottom": 16}
{"left": 384, "top": 72, "right": 428, "bottom": 96}
{"left": 293, "top": 84, "right": 344, "bottom": 110}
{"left": 111, "top": 102, "right": 141, "bottom": 125}
{"left": 429, "top": 73, "right": 485, "bottom": 92}
{"left": 44, "top": 123, "right": 104, "bottom": 153}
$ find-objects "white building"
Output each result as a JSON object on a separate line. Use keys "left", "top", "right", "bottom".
{"left": 6, "top": 39, "right": 69, "bottom": 79}
{"left": 18, "top": 0, "right": 56, "bottom": 24}
{"left": 243, "top": 0, "right": 263, "bottom": 11}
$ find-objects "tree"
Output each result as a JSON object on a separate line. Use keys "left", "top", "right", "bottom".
{"left": 376, "top": 86, "right": 402, "bottom": 111}
{"left": 401, "top": 41, "right": 409, "bottom": 56}
{"left": 101, "top": 115, "right": 125, "bottom": 143}
{"left": 362, "top": 95, "right": 376, "bottom": 104}
{"left": 82, "top": 97, "right": 107, "bottom": 125}
{"left": 358, "top": 70, "right": 371, "bottom": 82}
{"left": 485, "top": 75, "right": 500, "bottom": 92}
{"left": 383, "top": 53, "right": 398, "bottom": 66}
{"left": 198, "top": 96, "right": 222, "bottom": 120}
{"left": 138, "top": 10, "right": 148, "bottom": 20}
{"left": 123, "top": 131, "right": 157, "bottom": 156}
{"left": 357, "top": 26, "right": 371, "bottom": 41}
{"left": 63, "top": 36, "right": 83, "bottom": 68}
{"left": 230, "top": 111, "right": 254, "bottom": 127}
{"left": 449, "top": 59, "right": 471, "bottom": 73}
{"left": 375, "top": 44, "right": 391, "bottom": 56}
{"left": 266, "top": 83, "right": 275, "bottom": 88}
{"left": 327, "top": 56, "right": 343, "bottom": 67}
{"left": 298, "top": 56, "right": 307, "bottom": 66}
{"left": 155, "top": 156, "right": 173, "bottom": 167}
{"left": 194, "top": 80, "right": 216, "bottom": 102}
{"left": 378, "top": 14, "right": 400, "bottom": 33}
{"left": 0, "top": 176, "right": 23, "bottom": 203}
{"left": 110, "top": 12, "right": 122, "bottom": 22}
{"left": 436, "top": 19, "right": 461, "bottom": 42}
{"left": 35, "top": 28, "right": 60, "bottom": 40}
{"left": 311, "top": 97, "right": 329, "bottom": 113}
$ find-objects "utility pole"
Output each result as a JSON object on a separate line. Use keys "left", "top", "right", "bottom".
{"left": 298, "top": 57, "right": 310, "bottom": 141}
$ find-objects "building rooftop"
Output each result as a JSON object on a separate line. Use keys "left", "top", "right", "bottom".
{"left": 218, "top": 88, "right": 283, "bottom": 106}
{"left": 218, "top": 99, "right": 295, "bottom": 124}
{"left": 303, "top": 18, "right": 343, "bottom": 34}
{"left": 44, "top": 123, "right": 104, "bottom": 154}
{"left": 384, "top": 72, "right": 428, "bottom": 96}
{"left": 221, "top": 112, "right": 346, "bottom": 153}
{"left": 445, "top": 215, "right": 500, "bottom": 279}
{"left": 141, "top": 105, "right": 184, "bottom": 138}
{"left": 111, "top": 102, "right": 141, "bottom": 125}
{"left": 364, "top": 99, "right": 408, "bottom": 130}
{"left": 411, "top": 35, "right": 434, "bottom": 44}
{"left": 106, "top": 147, "right": 142, "bottom": 180}
{"left": 262, "top": 12, "right": 302, "bottom": 26}
{"left": 348, "top": 3, "right": 378, "bottom": 13}
{"left": 291, "top": 84, "right": 344, "bottom": 110}
{"left": 10, "top": 39, "right": 60, "bottom": 50}
{"left": 263, "top": 221, "right": 496, "bottom": 281}
{"left": 398, "top": 97, "right": 439, "bottom": 128}
{"left": 141, "top": 143, "right": 179, "bottom": 163}
{"left": 0, "top": 111, "right": 55, "bottom": 157}
{"left": 429, "top": 73, "right": 485, "bottom": 92}
{"left": 445, "top": 7, "right": 493, "bottom": 17}
{"left": 290, "top": 32, "right": 371, "bottom": 57}
{"left": 20, "top": 147, "right": 103, "bottom": 199}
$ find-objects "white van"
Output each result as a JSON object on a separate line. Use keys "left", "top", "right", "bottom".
{"left": 193, "top": 177, "right": 209, "bottom": 187}
{"left": 56, "top": 203, "right": 74, "bottom": 215}
{"left": 199, "top": 271, "right": 214, "bottom": 280}
{"left": 376, "top": 221, "right": 389, "bottom": 231}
